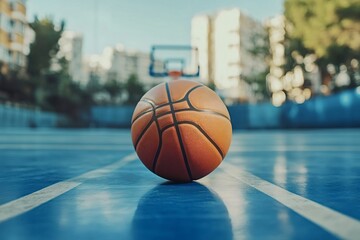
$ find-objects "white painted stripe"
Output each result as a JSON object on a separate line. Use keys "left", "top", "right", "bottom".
{"left": 0, "top": 138, "right": 132, "bottom": 143}
{"left": 222, "top": 162, "right": 360, "bottom": 240}
{"left": 2, "top": 145, "right": 358, "bottom": 152}
{"left": 229, "top": 146, "right": 360, "bottom": 152}
{"left": 0, "top": 144, "right": 134, "bottom": 151}
{"left": 0, "top": 133, "right": 131, "bottom": 137}
{"left": 0, "top": 153, "right": 137, "bottom": 223}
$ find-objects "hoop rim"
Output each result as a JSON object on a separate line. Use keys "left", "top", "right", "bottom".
{"left": 168, "top": 70, "right": 182, "bottom": 79}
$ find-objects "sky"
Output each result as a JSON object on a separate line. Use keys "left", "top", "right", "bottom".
{"left": 27, "top": 0, "right": 284, "bottom": 56}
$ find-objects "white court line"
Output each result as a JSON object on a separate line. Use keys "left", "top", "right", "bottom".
{"left": 0, "top": 144, "right": 134, "bottom": 151}
{"left": 0, "top": 138, "right": 133, "bottom": 143}
{"left": 0, "top": 153, "right": 137, "bottom": 223}
{"left": 3, "top": 145, "right": 359, "bottom": 152}
{"left": 229, "top": 146, "right": 360, "bottom": 152}
{"left": 221, "top": 162, "right": 360, "bottom": 240}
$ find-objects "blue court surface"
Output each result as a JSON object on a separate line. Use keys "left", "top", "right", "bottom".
{"left": 0, "top": 129, "right": 359, "bottom": 240}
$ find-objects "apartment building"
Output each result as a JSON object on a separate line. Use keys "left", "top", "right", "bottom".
{"left": 0, "top": 0, "right": 33, "bottom": 71}
{"left": 191, "top": 8, "right": 267, "bottom": 102}
{"left": 58, "top": 31, "right": 83, "bottom": 82}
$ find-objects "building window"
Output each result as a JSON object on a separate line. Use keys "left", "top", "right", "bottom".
{"left": 0, "top": 14, "right": 5, "bottom": 31}
{"left": 16, "top": 52, "right": 21, "bottom": 66}
{"left": 0, "top": 14, "right": 10, "bottom": 31}
{"left": 8, "top": 33, "right": 16, "bottom": 41}
{"left": 15, "top": 22, "right": 24, "bottom": 34}
{"left": 9, "top": 19, "right": 15, "bottom": 32}
{"left": 0, "top": 46, "right": 7, "bottom": 62}
{"left": 8, "top": 0, "right": 17, "bottom": 11}
{"left": 8, "top": 50, "right": 13, "bottom": 64}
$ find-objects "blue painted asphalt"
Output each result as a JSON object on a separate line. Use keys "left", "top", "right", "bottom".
{"left": 0, "top": 129, "right": 359, "bottom": 239}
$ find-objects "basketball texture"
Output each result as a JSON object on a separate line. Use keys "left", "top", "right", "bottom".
{"left": 131, "top": 80, "right": 232, "bottom": 182}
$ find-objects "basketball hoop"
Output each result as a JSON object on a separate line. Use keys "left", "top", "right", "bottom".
{"left": 168, "top": 70, "right": 182, "bottom": 80}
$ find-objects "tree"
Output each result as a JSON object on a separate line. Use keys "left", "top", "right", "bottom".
{"left": 248, "top": 31, "right": 271, "bottom": 64}
{"left": 243, "top": 69, "right": 271, "bottom": 101}
{"left": 43, "top": 58, "right": 93, "bottom": 122}
{"left": 247, "top": 30, "right": 272, "bottom": 100}
{"left": 285, "top": 0, "right": 360, "bottom": 79}
{"left": 27, "top": 17, "right": 65, "bottom": 107}
{"left": 27, "top": 16, "right": 65, "bottom": 77}
{"left": 206, "top": 82, "right": 216, "bottom": 91}
{"left": 124, "top": 74, "right": 145, "bottom": 105}
{"left": 104, "top": 79, "right": 123, "bottom": 103}
{"left": 26, "top": 17, "right": 93, "bottom": 123}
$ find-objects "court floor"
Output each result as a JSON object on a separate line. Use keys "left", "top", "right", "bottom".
{"left": 0, "top": 129, "right": 359, "bottom": 239}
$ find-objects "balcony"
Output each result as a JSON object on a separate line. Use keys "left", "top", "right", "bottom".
{"left": 10, "top": 42, "right": 23, "bottom": 52}
{"left": 11, "top": 11, "right": 26, "bottom": 23}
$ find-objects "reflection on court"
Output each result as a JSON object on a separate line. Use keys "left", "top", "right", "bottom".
{"left": 0, "top": 129, "right": 359, "bottom": 239}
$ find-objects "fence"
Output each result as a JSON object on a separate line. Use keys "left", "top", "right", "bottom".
{"left": 0, "top": 103, "right": 63, "bottom": 128}
{"left": 280, "top": 88, "right": 360, "bottom": 128}
{"left": 90, "top": 88, "right": 360, "bottom": 129}
{"left": 2, "top": 88, "right": 359, "bottom": 129}
{"left": 90, "top": 106, "right": 134, "bottom": 128}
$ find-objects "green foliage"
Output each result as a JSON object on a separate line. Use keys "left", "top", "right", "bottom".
{"left": 85, "top": 74, "right": 146, "bottom": 106}
{"left": 243, "top": 69, "right": 270, "bottom": 101}
{"left": 247, "top": 30, "right": 271, "bottom": 100}
{"left": 285, "top": 0, "right": 360, "bottom": 66}
{"left": 206, "top": 81, "right": 216, "bottom": 91}
{"left": 27, "top": 16, "right": 65, "bottom": 76}
{"left": 85, "top": 74, "right": 102, "bottom": 96}
{"left": 44, "top": 74, "right": 91, "bottom": 119}
{"left": 36, "top": 58, "right": 92, "bottom": 120}
{"left": 124, "top": 74, "right": 145, "bottom": 105}
{"left": 248, "top": 30, "right": 271, "bottom": 64}
{"left": 104, "top": 79, "right": 123, "bottom": 103}
{"left": 283, "top": 37, "right": 312, "bottom": 72}
{"left": 24, "top": 17, "right": 95, "bottom": 123}
{"left": 3, "top": 16, "right": 148, "bottom": 125}
{"left": 0, "top": 69, "right": 34, "bottom": 103}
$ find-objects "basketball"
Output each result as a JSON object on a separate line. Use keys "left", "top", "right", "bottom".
{"left": 131, "top": 80, "right": 232, "bottom": 182}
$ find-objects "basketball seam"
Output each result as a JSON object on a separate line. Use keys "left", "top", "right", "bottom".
{"left": 132, "top": 85, "right": 205, "bottom": 172}
{"left": 133, "top": 83, "right": 229, "bottom": 179}
{"left": 134, "top": 101, "right": 155, "bottom": 149}
{"left": 177, "top": 121, "right": 224, "bottom": 158}
{"left": 141, "top": 99, "right": 163, "bottom": 172}
{"left": 132, "top": 85, "right": 230, "bottom": 124}
{"left": 132, "top": 104, "right": 230, "bottom": 124}
{"left": 155, "top": 84, "right": 203, "bottom": 109}
{"left": 160, "top": 121, "right": 224, "bottom": 159}
{"left": 132, "top": 107, "right": 153, "bottom": 124}
{"left": 132, "top": 84, "right": 203, "bottom": 124}
{"left": 157, "top": 109, "right": 230, "bottom": 121}
{"left": 185, "top": 86, "right": 231, "bottom": 121}
{"left": 165, "top": 82, "right": 193, "bottom": 181}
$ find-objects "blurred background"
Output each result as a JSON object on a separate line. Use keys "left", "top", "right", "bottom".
{"left": 0, "top": 0, "right": 359, "bottom": 129}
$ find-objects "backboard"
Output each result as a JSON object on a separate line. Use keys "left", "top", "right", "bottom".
{"left": 149, "top": 45, "right": 200, "bottom": 78}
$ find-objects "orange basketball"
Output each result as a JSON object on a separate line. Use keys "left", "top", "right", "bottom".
{"left": 131, "top": 80, "right": 232, "bottom": 182}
